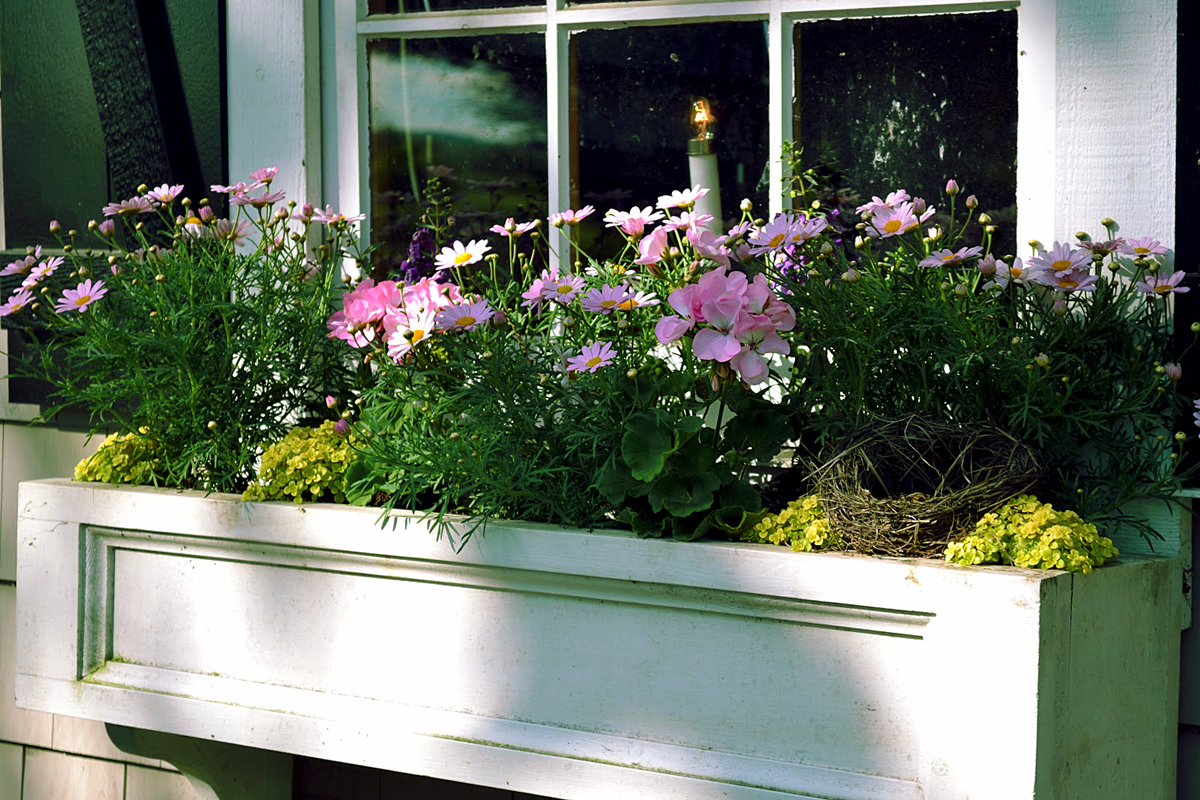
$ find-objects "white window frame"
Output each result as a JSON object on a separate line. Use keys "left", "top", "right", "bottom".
{"left": 225, "top": 0, "right": 1176, "bottom": 267}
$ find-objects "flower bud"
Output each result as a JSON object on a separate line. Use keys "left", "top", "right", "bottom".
{"left": 326, "top": 395, "right": 338, "bottom": 409}
{"left": 99, "top": 220, "right": 115, "bottom": 237}
{"left": 854, "top": 235, "right": 865, "bottom": 249}
{"left": 206, "top": 421, "right": 218, "bottom": 430}
{"left": 626, "top": 368, "right": 638, "bottom": 379}
{"left": 88, "top": 220, "right": 98, "bottom": 231}
{"left": 965, "top": 195, "right": 978, "bottom": 210}
{"left": 334, "top": 419, "right": 351, "bottom": 436}
{"left": 912, "top": 198, "right": 927, "bottom": 216}
{"left": 1035, "top": 353, "right": 1050, "bottom": 368}
{"left": 985, "top": 225, "right": 997, "bottom": 235}
{"left": 49, "top": 220, "right": 61, "bottom": 235}
{"left": 820, "top": 242, "right": 833, "bottom": 255}
{"left": 1053, "top": 299, "right": 1068, "bottom": 316}
{"left": 1028, "top": 239, "right": 1043, "bottom": 251}
{"left": 945, "top": 180, "right": 960, "bottom": 196}
{"left": 977, "top": 213, "right": 992, "bottom": 225}
{"left": 1075, "top": 231, "right": 1089, "bottom": 241}
{"left": 1191, "top": 322, "right": 1200, "bottom": 333}
{"left": 841, "top": 268, "right": 860, "bottom": 284}
{"left": 137, "top": 183, "right": 148, "bottom": 195}
{"left": 954, "top": 283, "right": 968, "bottom": 297}
{"left": 1101, "top": 217, "right": 1116, "bottom": 228}
{"left": 1176, "top": 431, "right": 1188, "bottom": 443}
{"left": 977, "top": 254, "right": 998, "bottom": 278}
{"left": 1167, "top": 363, "right": 1182, "bottom": 381}
{"left": 740, "top": 198, "right": 753, "bottom": 212}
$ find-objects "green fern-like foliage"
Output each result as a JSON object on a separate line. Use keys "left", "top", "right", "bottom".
{"left": 946, "top": 494, "right": 1118, "bottom": 573}
{"left": 743, "top": 495, "right": 844, "bottom": 552}
{"left": 242, "top": 421, "right": 358, "bottom": 504}
{"left": 74, "top": 429, "right": 166, "bottom": 485}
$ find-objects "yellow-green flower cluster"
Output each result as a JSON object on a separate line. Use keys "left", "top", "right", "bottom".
{"left": 242, "top": 421, "right": 358, "bottom": 504}
{"left": 945, "top": 494, "right": 1118, "bottom": 573}
{"left": 743, "top": 495, "right": 843, "bottom": 552}
{"left": 74, "top": 428, "right": 165, "bottom": 485}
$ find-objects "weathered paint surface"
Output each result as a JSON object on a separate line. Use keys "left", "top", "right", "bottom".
{"left": 15, "top": 479, "right": 1181, "bottom": 800}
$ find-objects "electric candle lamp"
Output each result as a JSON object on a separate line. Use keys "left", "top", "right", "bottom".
{"left": 687, "top": 98, "right": 722, "bottom": 233}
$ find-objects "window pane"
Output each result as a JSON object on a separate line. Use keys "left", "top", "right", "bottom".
{"left": 794, "top": 11, "right": 1017, "bottom": 255}
{"left": 367, "top": 0, "right": 538, "bottom": 15}
{"left": 368, "top": 35, "right": 548, "bottom": 277}
{"left": 572, "top": 22, "right": 769, "bottom": 250}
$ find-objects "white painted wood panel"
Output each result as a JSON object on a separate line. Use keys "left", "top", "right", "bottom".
{"left": 15, "top": 479, "right": 1182, "bottom": 799}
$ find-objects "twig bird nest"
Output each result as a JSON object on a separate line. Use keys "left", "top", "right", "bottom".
{"left": 810, "top": 416, "right": 1042, "bottom": 557}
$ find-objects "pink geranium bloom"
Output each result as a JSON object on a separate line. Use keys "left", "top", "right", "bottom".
{"left": 655, "top": 284, "right": 700, "bottom": 344}
{"left": 566, "top": 341, "right": 616, "bottom": 373}
{"left": 404, "top": 277, "right": 464, "bottom": 314}
{"left": 1137, "top": 270, "right": 1190, "bottom": 297}
{"left": 102, "top": 196, "right": 154, "bottom": 217}
{"left": 55, "top": 279, "right": 107, "bottom": 313}
{"left": 0, "top": 289, "right": 35, "bottom": 317}
{"left": 730, "top": 315, "right": 790, "bottom": 385}
{"left": 437, "top": 299, "right": 494, "bottom": 331}
{"left": 632, "top": 226, "right": 670, "bottom": 266}
{"left": 581, "top": 284, "right": 633, "bottom": 314}
{"left": 686, "top": 227, "right": 731, "bottom": 268}
{"left": 1119, "top": 237, "right": 1169, "bottom": 258}
{"left": 918, "top": 246, "right": 984, "bottom": 268}
{"left": 1028, "top": 241, "right": 1090, "bottom": 274}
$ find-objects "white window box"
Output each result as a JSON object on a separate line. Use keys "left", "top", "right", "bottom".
{"left": 15, "top": 478, "right": 1181, "bottom": 799}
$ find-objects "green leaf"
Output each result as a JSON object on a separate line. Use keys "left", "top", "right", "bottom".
{"left": 621, "top": 410, "right": 675, "bottom": 482}
{"left": 648, "top": 471, "right": 721, "bottom": 517}
{"left": 343, "top": 456, "right": 379, "bottom": 507}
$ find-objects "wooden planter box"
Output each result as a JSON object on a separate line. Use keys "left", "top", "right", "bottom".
{"left": 14, "top": 478, "right": 1182, "bottom": 799}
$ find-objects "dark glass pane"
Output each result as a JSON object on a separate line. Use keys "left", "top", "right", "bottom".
{"left": 368, "top": 35, "right": 548, "bottom": 278}
{"left": 573, "top": 23, "right": 769, "bottom": 250}
{"left": 1, "top": 0, "right": 108, "bottom": 248}
{"left": 368, "top": 0, "right": 539, "bottom": 15}
{"left": 794, "top": 10, "right": 1018, "bottom": 256}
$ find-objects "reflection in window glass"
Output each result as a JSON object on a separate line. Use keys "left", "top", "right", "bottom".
{"left": 794, "top": 11, "right": 1017, "bottom": 255}
{"left": 367, "top": 0, "right": 538, "bottom": 16}
{"left": 573, "top": 23, "right": 769, "bottom": 252}
{"left": 368, "top": 36, "right": 547, "bottom": 278}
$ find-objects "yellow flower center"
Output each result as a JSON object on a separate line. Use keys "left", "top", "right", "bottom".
{"left": 1060, "top": 279, "right": 1078, "bottom": 289}
{"left": 186, "top": 217, "right": 202, "bottom": 225}
{"left": 455, "top": 316, "right": 476, "bottom": 327}
{"left": 767, "top": 233, "right": 786, "bottom": 248}
{"left": 411, "top": 329, "right": 426, "bottom": 343}
{"left": 883, "top": 220, "right": 903, "bottom": 234}
{"left": 453, "top": 252, "right": 474, "bottom": 265}
{"left": 1134, "top": 246, "right": 1151, "bottom": 254}
{"left": 585, "top": 356, "right": 603, "bottom": 368}
{"left": 556, "top": 285, "right": 574, "bottom": 294}
{"left": 599, "top": 300, "right": 618, "bottom": 308}
{"left": 74, "top": 295, "right": 92, "bottom": 306}
{"left": 1154, "top": 284, "right": 1173, "bottom": 293}
{"left": 1051, "top": 259, "right": 1072, "bottom": 272}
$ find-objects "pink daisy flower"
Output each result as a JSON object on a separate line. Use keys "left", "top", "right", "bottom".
{"left": 436, "top": 299, "right": 495, "bottom": 331}
{"left": 102, "top": 196, "right": 154, "bottom": 217}
{"left": 521, "top": 266, "right": 559, "bottom": 310}
{"left": 216, "top": 218, "right": 254, "bottom": 247}
{"left": 230, "top": 190, "right": 287, "bottom": 209}
{"left": 549, "top": 206, "right": 596, "bottom": 227}
{"left": 918, "top": 246, "right": 984, "bottom": 268}
{"left": 1137, "top": 270, "right": 1190, "bottom": 297}
{"left": 1, "top": 253, "right": 37, "bottom": 277}
{"left": 661, "top": 210, "right": 714, "bottom": 233}
{"left": 386, "top": 307, "right": 438, "bottom": 362}
{"left": 614, "top": 289, "right": 659, "bottom": 310}
{"left": 865, "top": 203, "right": 921, "bottom": 238}
{"left": 248, "top": 166, "right": 280, "bottom": 184}
{"left": 1035, "top": 266, "right": 1098, "bottom": 293}
{"left": 1118, "top": 237, "right": 1169, "bottom": 258}
{"left": 581, "top": 284, "right": 634, "bottom": 314}
{"left": 603, "top": 206, "right": 664, "bottom": 238}
{"left": 311, "top": 205, "right": 366, "bottom": 226}
{"left": 1028, "top": 241, "right": 1090, "bottom": 274}
{"left": 489, "top": 218, "right": 538, "bottom": 238}
{"left": 984, "top": 257, "right": 1035, "bottom": 291}
{"left": 855, "top": 189, "right": 911, "bottom": 215}
{"left": 145, "top": 184, "right": 185, "bottom": 205}
{"left": 0, "top": 289, "right": 35, "bottom": 317}
{"left": 566, "top": 341, "right": 616, "bottom": 373}
{"left": 656, "top": 185, "right": 709, "bottom": 211}
{"left": 210, "top": 180, "right": 263, "bottom": 195}
{"left": 544, "top": 273, "right": 586, "bottom": 304}
{"left": 55, "top": 279, "right": 107, "bottom": 313}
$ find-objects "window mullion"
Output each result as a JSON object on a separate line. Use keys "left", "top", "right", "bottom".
{"left": 546, "top": 4, "right": 571, "bottom": 272}
{"left": 768, "top": 2, "right": 792, "bottom": 218}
